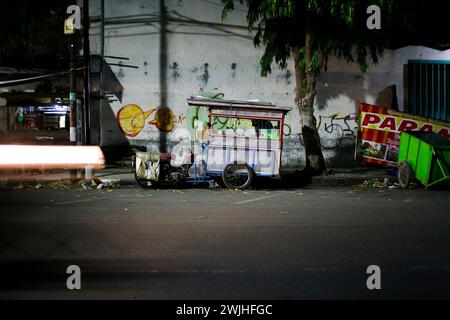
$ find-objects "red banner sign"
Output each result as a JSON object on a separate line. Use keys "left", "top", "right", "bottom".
{"left": 358, "top": 103, "right": 450, "bottom": 167}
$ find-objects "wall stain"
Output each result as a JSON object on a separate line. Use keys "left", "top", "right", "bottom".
{"left": 197, "top": 63, "right": 209, "bottom": 85}
{"left": 169, "top": 62, "right": 181, "bottom": 80}
{"left": 143, "top": 61, "right": 148, "bottom": 76}
{"left": 276, "top": 69, "right": 292, "bottom": 85}
{"left": 231, "top": 62, "right": 237, "bottom": 78}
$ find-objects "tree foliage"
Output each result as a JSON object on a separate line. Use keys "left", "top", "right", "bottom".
{"left": 222, "top": 0, "right": 407, "bottom": 80}
{"left": 0, "top": 0, "right": 71, "bottom": 68}
{"left": 221, "top": 0, "right": 413, "bottom": 176}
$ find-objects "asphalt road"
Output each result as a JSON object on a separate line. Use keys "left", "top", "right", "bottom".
{"left": 0, "top": 184, "right": 449, "bottom": 299}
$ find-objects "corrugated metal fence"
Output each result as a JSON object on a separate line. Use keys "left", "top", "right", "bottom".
{"left": 408, "top": 60, "right": 450, "bottom": 122}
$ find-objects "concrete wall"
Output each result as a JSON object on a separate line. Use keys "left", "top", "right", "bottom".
{"left": 86, "top": 0, "right": 450, "bottom": 168}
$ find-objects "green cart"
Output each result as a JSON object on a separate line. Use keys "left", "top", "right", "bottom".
{"left": 397, "top": 131, "right": 450, "bottom": 189}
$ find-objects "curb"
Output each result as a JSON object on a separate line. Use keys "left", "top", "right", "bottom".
{"left": 1, "top": 169, "right": 398, "bottom": 189}
{"left": 311, "top": 175, "right": 396, "bottom": 187}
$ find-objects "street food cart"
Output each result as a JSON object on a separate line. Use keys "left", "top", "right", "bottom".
{"left": 188, "top": 97, "right": 291, "bottom": 188}
{"left": 134, "top": 97, "right": 292, "bottom": 189}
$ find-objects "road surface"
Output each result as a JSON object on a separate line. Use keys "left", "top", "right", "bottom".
{"left": 0, "top": 185, "right": 449, "bottom": 299}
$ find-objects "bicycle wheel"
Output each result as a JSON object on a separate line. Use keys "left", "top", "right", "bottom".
{"left": 222, "top": 163, "right": 254, "bottom": 190}
{"left": 320, "top": 124, "right": 344, "bottom": 149}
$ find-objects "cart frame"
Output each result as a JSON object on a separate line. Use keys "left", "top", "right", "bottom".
{"left": 397, "top": 131, "right": 450, "bottom": 189}
{"left": 187, "top": 97, "right": 292, "bottom": 188}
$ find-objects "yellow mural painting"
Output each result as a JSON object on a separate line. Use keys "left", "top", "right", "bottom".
{"left": 149, "top": 107, "right": 175, "bottom": 133}
{"left": 117, "top": 104, "right": 178, "bottom": 137}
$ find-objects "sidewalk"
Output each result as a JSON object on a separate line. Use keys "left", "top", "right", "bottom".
{"left": 1, "top": 165, "right": 397, "bottom": 189}
{"left": 311, "top": 167, "right": 397, "bottom": 187}
{"left": 0, "top": 166, "right": 135, "bottom": 189}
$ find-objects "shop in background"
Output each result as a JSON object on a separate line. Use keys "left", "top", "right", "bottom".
{"left": 14, "top": 103, "right": 69, "bottom": 131}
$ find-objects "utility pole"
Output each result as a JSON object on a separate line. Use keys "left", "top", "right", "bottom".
{"left": 83, "top": 0, "right": 91, "bottom": 146}
{"left": 100, "top": 0, "right": 105, "bottom": 97}
{"left": 100, "top": 0, "right": 105, "bottom": 62}
{"left": 69, "top": 41, "right": 77, "bottom": 146}
{"left": 69, "top": 39, "right": 77, "bottom": 181}
{"left": 159, "top": 0, "right": 168, "bottom": 153}
{"left": 100, "top": 0, "right": 105, "bottom": 113}
{"left": 80, "top": 0, "right": 92, "bottom": 180}
{"left": 65, "top": 10, "right": 79, "bottom": 181}
{"left": 99, "top": 0, "right": 105, "bottom": 149}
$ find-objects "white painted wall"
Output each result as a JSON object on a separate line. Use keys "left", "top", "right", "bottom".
{"left": 85, "top": 0, "right": 450, "bottom": 167}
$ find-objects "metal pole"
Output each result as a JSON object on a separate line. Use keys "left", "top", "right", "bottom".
{"left": 159, "top": 0, "right": 168, "bottom": 153}
{"left": 100, "top": 0, "right": 105, "bottom": 97}
{"left": 100, "top": 0, "right": 105, "bottom": 60}
{"left": 99, "top": 0, "right": 105, "bottom": 149}
{"left": 69, "top": 37, "right": 77, "bottom": 181}
{"left": 83, "top": 0, "right": 91, "bottom": 146}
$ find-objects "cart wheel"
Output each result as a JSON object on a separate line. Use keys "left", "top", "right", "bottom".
{"left": 222, "top": 163, "right": 254, "bottom": 190}
{"left": 398, "top": 161, "right": 413, "bottom": 189}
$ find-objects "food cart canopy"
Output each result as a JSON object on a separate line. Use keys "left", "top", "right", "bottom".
{"left": 187, "top": 97, "right": 292, "bottom": 113}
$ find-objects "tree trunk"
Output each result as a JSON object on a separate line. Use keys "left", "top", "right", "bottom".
{"left": 297, "top": 21, "right": 326, "bottom": 177}
{"left": 292, "top": 46, "right": 303, "bottom": 108}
